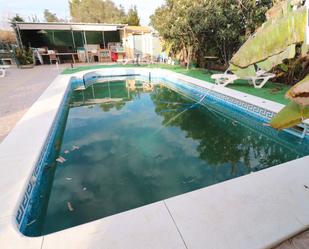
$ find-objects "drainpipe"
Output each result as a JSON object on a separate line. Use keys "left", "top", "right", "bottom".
{"left": 133, "top": 32, "right": 136, "bottom": 62}
{"left": 83, "top": 30, "right": 89, "bottom": 63}
{"left": 52, "top": 31, "right": 55, "bottom": 46}
{"left": 141, "top": 32, "right": 144, "bottom": 58}
{"left": 123, "top": 27, "right": 126, "bottom": 56}
{"left": 102, "top": 31, "right": 105, "bottom": 48}
{"left": 71, "top": 29, "right": 76, "bottom": 49}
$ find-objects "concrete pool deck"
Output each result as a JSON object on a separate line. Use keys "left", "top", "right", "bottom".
{"left": 0, "top": 65, "right": 66, "bottom": 143}
{"left": 0, "top": 65, "right": 309, "bottom": 249}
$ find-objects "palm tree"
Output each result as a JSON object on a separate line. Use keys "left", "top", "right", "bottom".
{"left": 270, "top": 76, "right": 309, "bottom": 130}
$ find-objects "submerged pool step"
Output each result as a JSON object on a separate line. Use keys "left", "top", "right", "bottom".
{"left": 83, "top": 73, "right": 141, "bottom": 88}
{"left": 287, "top": 124, "right": 309, "bottom": 139}
{"left": 74, "top": 86, "right": 86, "bottom": 91}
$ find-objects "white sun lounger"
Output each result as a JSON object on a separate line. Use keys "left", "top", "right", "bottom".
{"left": 245, "top": 70, "right": 276, "bottom": 89}
{"left": 0, "top": 65, "right": 10, "bottom": 77}
{"left": 211, "top": 69, "right": 275, "bottom": 88}
{"left": 211, "top": 70, "right": 239, "bottom": 87}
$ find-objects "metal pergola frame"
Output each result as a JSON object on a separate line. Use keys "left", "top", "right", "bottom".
{"left": 11, "top": 22, "right": 127, "bottom": 63}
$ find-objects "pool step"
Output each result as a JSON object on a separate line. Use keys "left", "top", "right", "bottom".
{"left": 74, "top": 86, "right": 86, "bottom": 91}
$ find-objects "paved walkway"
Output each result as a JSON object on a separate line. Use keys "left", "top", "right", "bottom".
{"left": 0, "top": 64, "right": 66, "bottom": 142}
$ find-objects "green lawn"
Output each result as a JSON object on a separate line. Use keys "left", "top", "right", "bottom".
{"left": 62, "top": 63, "right": 290, "bottom": 105}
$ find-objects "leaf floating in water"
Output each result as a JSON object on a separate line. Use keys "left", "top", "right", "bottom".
{"left": 71, "top": 145, "right": 80, "bottom": 151}
{"left": 26, "top": 219, "right": 36, "bottom": 226}
{"left": 30, "top": 176, "right": 37, "bottom": 185}
{"left": 182, "top": 176, "right": 196, "bottom": 184}
{"left": 67, "top": 202, "right": 74, "bottom": 212}
{"left": 44, "top": 164, "right": 54, "bottom": 172}
{"left": 56, "top": 156, "right": 66, "bottom": 163}
{"left": 154, "top": 154, "right": 162, "bottom": 159}
{"left": 232, "top": 120, "right": 238, "bottom": 126}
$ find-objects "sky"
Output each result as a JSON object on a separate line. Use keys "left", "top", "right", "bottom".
{"left": 0, "top": 0, "right": 165, "bottom": 29}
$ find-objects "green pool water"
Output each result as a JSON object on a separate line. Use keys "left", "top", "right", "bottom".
{"left": 29, "top": 79, "right": 309, "bottom": 236}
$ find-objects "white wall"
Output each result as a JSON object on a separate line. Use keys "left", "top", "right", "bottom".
{"left": 123, "top": 33, "right": 161, "bottom": 59}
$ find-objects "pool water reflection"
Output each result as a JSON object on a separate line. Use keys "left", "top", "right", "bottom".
{"left": 26, "top": 79, "right": 309, "bottom": 236}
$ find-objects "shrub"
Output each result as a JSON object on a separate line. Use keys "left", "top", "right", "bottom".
{"left": 15, "top": 48, "right": 34, "bottom": 65}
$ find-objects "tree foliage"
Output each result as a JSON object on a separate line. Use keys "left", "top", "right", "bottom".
{"left": 150, "top": 0, "right": 272, "bottom": 67}
{"left": 27, "top": 14, "right": 40, "bottom": 23}
{"left": 15, "top": 48, "right": 34, "bottom": 65}
{"left": 10, "top": 14, "right": 25, "bottom": 23}
{"left": 125, "top": 5, "right": 140, "bottom": 26}
{"left": 69, "top": 0, "right": 126, "bottom": 23}
{"left": 44, "top": 9, "right": 62, "bottom": 22}
{"left": 0, "top": 30, "right": 16, "bottom": 45}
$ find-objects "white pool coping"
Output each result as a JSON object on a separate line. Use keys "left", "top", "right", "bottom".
{"left": 0, "top": 67, "right": 308, "bottom": 249}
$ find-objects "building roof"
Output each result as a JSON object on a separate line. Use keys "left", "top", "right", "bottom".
{"left": 124, "top": 26, "right": 153, "bottom": 34}
{"left": 12, "top": 22, "right": 126, "bottom": 32}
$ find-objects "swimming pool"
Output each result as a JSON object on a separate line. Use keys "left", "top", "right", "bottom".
{"left": 18, "top": 74, "right": 309, "bottom": 237}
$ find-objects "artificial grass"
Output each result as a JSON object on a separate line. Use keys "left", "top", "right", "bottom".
{"left": 62, "top": 63, "right": 290, "bottom": 105}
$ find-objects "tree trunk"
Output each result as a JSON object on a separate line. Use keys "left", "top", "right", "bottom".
{"left": 187, "top": 46, "right": 192, "bottom": 70}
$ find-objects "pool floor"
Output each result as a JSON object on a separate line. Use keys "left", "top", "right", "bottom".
{"left": 25, "top": 79, "right": 309, "bottom": 236}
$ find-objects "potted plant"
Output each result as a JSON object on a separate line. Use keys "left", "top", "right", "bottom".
{"left": 15, "top": 48, "right": 34, "bottom": 68}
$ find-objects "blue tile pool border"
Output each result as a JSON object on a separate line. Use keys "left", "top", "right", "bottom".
{"left": 16, "top": 80, "right": 73, "bottom": 233}
{"left": 160, "top": 76, "right": 309, "bottom": 139}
